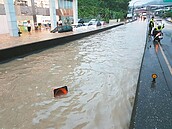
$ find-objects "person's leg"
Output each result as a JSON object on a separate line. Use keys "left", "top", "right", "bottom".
{"left": 28, "top": 27, "right": 31, "bottom": 34}
{"left": 148, "top": 27, "right": 152, "bottom": 35}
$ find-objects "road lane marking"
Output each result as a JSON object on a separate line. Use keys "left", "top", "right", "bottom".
{"left": 158, "top": 43, "right": 172, "bottom": 75}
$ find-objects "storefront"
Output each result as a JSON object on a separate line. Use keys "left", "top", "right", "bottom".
{"left": 0, "top": 0, "right": 78, "bottom": 35}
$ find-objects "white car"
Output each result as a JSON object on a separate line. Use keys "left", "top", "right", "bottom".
{"left": 88, "top": 19, "right": 97, "bottom": 26}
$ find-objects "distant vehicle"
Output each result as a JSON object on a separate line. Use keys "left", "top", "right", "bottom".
{"left": 58, "top": 25, "right": 73, "bottom": 33}
{"left": 96, "top": 21, "right": 102, "bottom": 26}
{"left": 71, "top": 23, "right": 85, "bottom": 28}
{"left": 166, "top": 17, "right": 172, "bottom": 22}
{"left": 88, "top": 19, "right": 97, "bottom": 26}
{"left": 142, "top": 12, "right": 146, "bottom": 17}
{"left": 83, "top": 19, "right": 104, "bottom": 26}
{"left": 70, "top": 19, "right": 86, "bottom": 28}
{"left": 142, "top": 12, "right": 147, "bottom": 20}
{"left": 142, "top": 12, "right": 147, "bottom": 16}
{"left": 51, "top": 25, "right": 73, "bottom": 33}
{"left": 77, "top": 23, "right": 86, "bottom": 27}
{"left": 89, "top": 19, "right": 97, "bottom": 23}
{"left": 166, "top": 17, "right": 171, "bottom": 21}
{"left": 126, "top": 13, "right": 132, "bottom": 19}
{"left": 155, "top": 19, "right": 163, "bottom": 26}
{"left": 78, "top": 19, "right": 84, "bottom": 24}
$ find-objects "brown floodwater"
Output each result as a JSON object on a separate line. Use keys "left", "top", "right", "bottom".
{"left": 0, "top": 21, "right": 147, "bottom": 129}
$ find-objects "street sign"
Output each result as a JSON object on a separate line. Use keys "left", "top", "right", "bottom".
{"left": 163, "top": 0, "right": 172, "bottom": 2}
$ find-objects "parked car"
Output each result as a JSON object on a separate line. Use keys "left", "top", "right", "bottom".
{"left": 51, "top": 25, "right": 73, "bottom": 33}
{"left": 96, "top": 21, "right": 102, "bottom": 26}
{"left": 84, "top": 19, "right": 104, "bottom": 26}
{"left": 78, "top": 19, "right": 85, "bottom": 24}
{"left": 58, "top": 25, "right": 73, "bottom": 33}
{"left": 88, "top": 19, "right": 97, "bottom": 26}
{"left": 71, "top": 23, "right": 85, "bottom": 28}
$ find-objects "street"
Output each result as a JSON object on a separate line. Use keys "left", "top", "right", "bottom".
{"left": 130, "top": 18, "right": 172, "bottom": 129}
{"left": 0, "top": 21, "right": 147, "bottom": 129}
{"left": 156, "top": 20, "right": 172, "bottom": 88}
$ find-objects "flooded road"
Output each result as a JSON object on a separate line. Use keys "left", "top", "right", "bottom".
{"left": 0, "top": 21, "right": 147, "bottom": 129}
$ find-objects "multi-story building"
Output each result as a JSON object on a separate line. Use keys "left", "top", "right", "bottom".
{"left": 0, "top": 0, "right": 77, "bottom": 35}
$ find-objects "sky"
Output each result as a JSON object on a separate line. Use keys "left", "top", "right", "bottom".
{"left": 129, "top": 0, "right": 155, "bottom": 6}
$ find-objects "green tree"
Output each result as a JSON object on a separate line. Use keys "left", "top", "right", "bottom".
{"left": 163, "top": 11, "right": 172, "bottom": 18}
{"left": 78, "top": 0, "right": 131, "bottom": 22}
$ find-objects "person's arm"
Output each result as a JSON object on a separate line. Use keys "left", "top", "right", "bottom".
{"left": 162, "top": 24, "right": 165, "bottom": 29}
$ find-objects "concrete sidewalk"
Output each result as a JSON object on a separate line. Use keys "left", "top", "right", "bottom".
{"left": 0, "top": 23, "right": 124, "bottom": 63}
{"left": 0, "top": 23, "right": 110, "bottom": 49}
{"left": 129, "top": 36, "right": 172, "bottom": 129}
{"left": 0, "top": 23, "right": 124, "bottom": 50}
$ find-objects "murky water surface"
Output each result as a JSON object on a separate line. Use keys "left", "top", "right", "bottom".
{"left": 0, "top": 21, "right": 147, "bottom": 129}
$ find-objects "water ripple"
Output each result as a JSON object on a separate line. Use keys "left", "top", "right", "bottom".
{"left": 0, "top": 21, "right": 147, "bottom": 129}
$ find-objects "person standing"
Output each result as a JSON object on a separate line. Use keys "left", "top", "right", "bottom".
{"left": 27, "top": 20, "right": 31, "bottom": 34}
{"left": 58, "top": 19, "right": 62, "bottom": 26}
{"left": 148, "top": 16, "right": 154, "bottom": 35}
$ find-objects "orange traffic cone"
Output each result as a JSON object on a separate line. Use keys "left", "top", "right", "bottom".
{"left": 53, "top": 86, "right": 68, "bottom": 97}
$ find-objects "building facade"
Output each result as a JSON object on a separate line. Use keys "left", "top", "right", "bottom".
{"left": 0, "top": 0, "right": 78, "bottom": 36}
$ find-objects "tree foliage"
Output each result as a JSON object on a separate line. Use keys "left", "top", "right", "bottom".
{"left": 163, "top": 11, "right": 172, "bottom": 18}
{"left": 78, "top": 0, "right": 131, "bottom": 22}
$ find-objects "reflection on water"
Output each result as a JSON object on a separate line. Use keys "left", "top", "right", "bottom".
{"left": 0, "top": 21, "right": 147, "bottom": 129}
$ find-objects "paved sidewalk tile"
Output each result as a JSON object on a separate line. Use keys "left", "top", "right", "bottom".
{"left": 0, "top": 24, "right": 119, "bottom": 50}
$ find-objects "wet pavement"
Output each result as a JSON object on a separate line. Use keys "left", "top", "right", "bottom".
{"left": 129, "top": 19, "right": 172, "bottom": 129}
{"left": 0, "top": 24, "right": 121, "bottom": 50}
